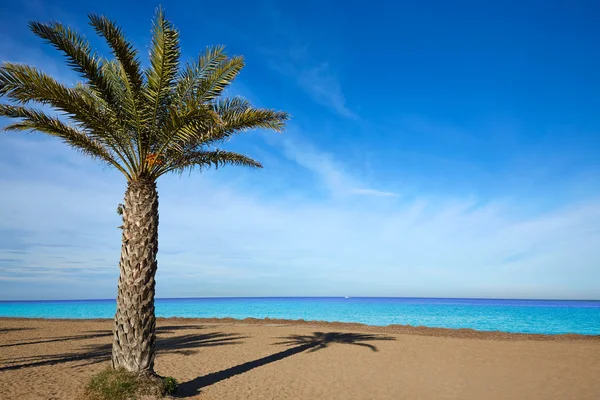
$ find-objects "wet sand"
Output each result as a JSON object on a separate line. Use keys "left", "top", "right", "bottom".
{"left": 1, "top": 317, "right": 599, "bottom": 399}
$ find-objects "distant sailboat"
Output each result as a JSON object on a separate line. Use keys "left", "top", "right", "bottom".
{"left": 344, "top": 296, "right": 350, "bottom": 299}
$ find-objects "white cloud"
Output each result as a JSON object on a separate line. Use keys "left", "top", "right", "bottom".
{"left": 272, "top": 132, "right": 398, "bottom": 197}
{"left": 292, "top": 62, "right": 356, "bottom": 119}
{"left": 268, "top": 55, "right": 356, "bottom": 119}
{"left": 1, "top": 133, "right": 598, "bottom": 300}
{"left": 350, "top": 188, "right": 398, "bottom": 197}
{"left": 258, "top": 7, "right": 356, "bottom": 119}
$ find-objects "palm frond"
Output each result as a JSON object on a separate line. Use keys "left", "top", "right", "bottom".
{"left": 0, "top": 62, "right": 91, "bottom": 110}
{"left": 88, "top": 14, "right": 143, "bottom": 91}
{"left": 0, "top": 104, "right": 131, "bottom": 177}
{"left": 144, "top": 6, "right": 181, "bottom": 156}
{"left": 148, "top": 97, "right": 287, "bottom": 175}
{"left": 193, "top": 56, "right": 245, "bottom": 103}
{"left": 174, "top": 45, "right": 227, "bottom": 104}
{"left": 161, "top": 105, "right": 223, "bottom": 150}
{"left": 146, "top": 105, "right": 223, "bottom": 176}
{"left": 89, "top": 14, "right": 145, "bottom": 161}
{"left": 0, "top": 63, "right": 113, "bottom": 137}
{"left": 0, "top": 62, "right": 137, "bottom": 170}
{"left": 76, "top": 71, "right": 138, "bottom": 170}
{"left": 28, "top": 21, "right": 119, "bottom": 112}
{"left": 160, "top": 149, "right": 262, "bottom": 175}
{"left": 182, "top": 97, "right": 288, "bottom": 147}
{"left": 213, "top": 96, "right": 288, "bottom": 132}
{"left": 99, "top": 59, "right": 141, "bottom": 140}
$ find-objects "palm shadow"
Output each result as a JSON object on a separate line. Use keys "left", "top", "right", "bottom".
{"left": 176, "top": 331, "right": 395, "bottom": 398}
{"left": 0, "top": 331, "right": 113, "bottom": 348}
{"left": 0, "top": 327, "right": 34, "bottom": 334}
{"left": 0, "top": 326, "right": 244, "bottom": 371}
{"left": 275, "top": 332, "right": 392, "bottom": 352}
{"left": 0, "top": 324, "right": 208, "bottom": 348}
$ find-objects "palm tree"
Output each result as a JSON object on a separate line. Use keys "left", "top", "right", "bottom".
{"left": 0, "top": 9, "right": 288, "bottom": 376}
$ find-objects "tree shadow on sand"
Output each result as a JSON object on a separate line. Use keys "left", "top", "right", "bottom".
{"left": 0, "top": 324, "right": 210, "bottom": 349}
{"left": 0, "top": 327, "right": 34, "bottom": 334}
{"left": 176, "top": 332, "right": 396, "bottom": 398}
{"left": 0, "top": 325, "right": 244, "bottom": 371}
{"left": 0, "top": 331, "right": 113, "bottom": 348}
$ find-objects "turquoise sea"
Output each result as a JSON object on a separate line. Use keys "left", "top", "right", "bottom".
{"left": 1, "top": 297, "right": 599, "bottom": 335}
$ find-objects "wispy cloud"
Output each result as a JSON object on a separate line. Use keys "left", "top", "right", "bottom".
{"left": 257, "top": 7, "right": 356, "bottom": 119}
{"left": 270, "top": 58, "right": 356, "bottom": 119}
{"left": 350, "top": 188, "right": 398, "bottom": 197}
{"left": 1, "top": 133, "right": 598, "bottom": 300}
{"left": 271, "top": 131, "right": 397, "bottom": 197}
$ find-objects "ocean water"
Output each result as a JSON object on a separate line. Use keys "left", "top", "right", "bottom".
{"left": 0, "top": 297, "right": 599, "bottom": 335}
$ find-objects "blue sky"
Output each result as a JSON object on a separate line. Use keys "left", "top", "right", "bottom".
{"left": 0, "top": 0, "right": 599, "bottom": 300}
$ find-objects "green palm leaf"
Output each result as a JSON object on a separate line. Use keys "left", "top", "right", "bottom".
{"left": 194, "top": 56, "right": 245, "bottom": 103}
{"left": 1, "top": 8, "right": 288, "bottom": 181}
{"left": 144, "top": 6, "right": 181, "bottom": 156}
{"left": 162, "top": 149, "right": 263, "bottom": 175}
{"left": 0, "top": 104, "right": 131, "bottom": 177}
{"left": 28, "top": 21, "right": 120, "bottom": 114}
{"left": 174, "top": 45, "right": 228, "bottom": 104}
{"left": 88, "top": 14, "right": 143, "bottom": 92}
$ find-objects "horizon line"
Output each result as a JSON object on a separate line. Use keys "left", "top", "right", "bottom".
{"left": 1, "top": 296, "right": 600, "bottom": 303}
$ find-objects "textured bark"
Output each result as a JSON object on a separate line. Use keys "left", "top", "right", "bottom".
{"left": 112, "top": 178, "right": 159, "bottom": 374}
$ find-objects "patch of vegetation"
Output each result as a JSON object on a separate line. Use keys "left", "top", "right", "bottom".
{"left": 83, "top": 367, "right": 177, "bottom": 400}
{"left": 161, "top": 376, "right": 178, "bottom": 395}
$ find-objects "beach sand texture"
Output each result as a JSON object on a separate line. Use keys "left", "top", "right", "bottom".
{"left": 1, "top": 318, "right": 599, "bottom": 399}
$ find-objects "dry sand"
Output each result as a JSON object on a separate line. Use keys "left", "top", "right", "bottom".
{"left": 1, "top": 317, "right": 599, "bottom": 399}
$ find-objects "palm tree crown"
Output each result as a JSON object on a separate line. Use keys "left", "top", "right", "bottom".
{"left": 0, "top": 8, "right": 288, "bottom": 181}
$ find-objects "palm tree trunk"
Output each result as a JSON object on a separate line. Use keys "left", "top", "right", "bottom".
{"left": 112, "top": 178, "right": 159, "bottom": 374}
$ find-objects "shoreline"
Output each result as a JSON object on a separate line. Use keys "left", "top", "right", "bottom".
{"left": 2, "top": 316, "right": 598, "bottom": 341}
{"left": 2, "top": 296, "right": 599, "bottom": 301}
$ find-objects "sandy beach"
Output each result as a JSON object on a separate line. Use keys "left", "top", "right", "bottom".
{"left": 0, "top": 318, "right": 599, "bottom": 400}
